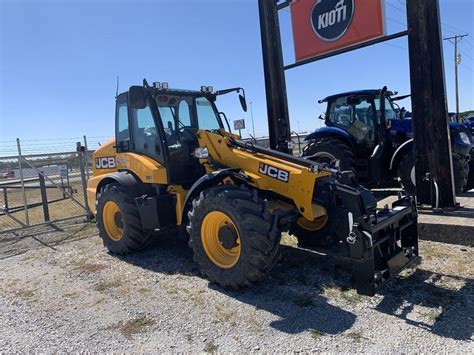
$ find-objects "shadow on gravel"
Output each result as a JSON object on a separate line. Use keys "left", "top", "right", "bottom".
{"left": 0, "top": 221, "right": 96, "bottom": 259}
{"left": 375, "top": 269, "right": 473, "bottom": 340}
{"left": 122, "top": 237, "right": 357, "bottom": 335}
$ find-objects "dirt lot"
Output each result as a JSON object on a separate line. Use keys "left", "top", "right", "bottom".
{"left": 1, "top": 221, "right": 473, "bottom": 352}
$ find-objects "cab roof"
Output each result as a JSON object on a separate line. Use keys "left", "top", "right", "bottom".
{"left": 320, "top": 89, "right": 394, "bottom": 103}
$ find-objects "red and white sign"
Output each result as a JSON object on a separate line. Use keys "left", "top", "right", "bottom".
{"left": 291, "top": 0, "right": 386, "bottom": 62}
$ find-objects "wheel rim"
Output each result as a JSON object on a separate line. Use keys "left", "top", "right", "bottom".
{"left": 410, "top": 166, "right": 416, "bottom": 187}
{"left": 103, "top": 201, "right": 124, "bottom": 241}
{"left": 310, "top": 152, "right": 337, "bottom": 164}
{"left": 201, "top": 211, "right": 241, "bottom": 269}
{"left": 296, "top": 215, "right": 328, "bottom": 231}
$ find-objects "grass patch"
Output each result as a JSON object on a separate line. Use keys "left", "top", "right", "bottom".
{"left": 94, "top": 278, "right": 122, "bottom": 292}
{"left": 74, "top": 259, "right": 108, "bottom": 273}
{"left": 346, "top": 331, "right": 368, "bottom": 342}
{"left": 64, "top": 290, "right": 79, "bottom": 298}
{"left": 340, "top": 289, "right": 364, "bottom": 304}
{"left": 203, "top": 341, "right": 219, "bottom": 353}
{"left": 309, "top": 329, "right": 325, "bottom": 340}
{"left": 214, "top": 302, "right": 237, "bottom": 323}
{"left": 109, "top": 316, "right": 156, "bottom": 340}
{"left": 138, "top": 287, "right": 150, "bottom": 294}
{"left": 16, "top": 288, "right": 35, "bottom": 298}
{"left": 90, "top": 296, "right": 106, "bottom": 306}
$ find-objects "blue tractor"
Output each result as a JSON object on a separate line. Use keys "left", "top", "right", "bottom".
{"left": 462, "top": 115, "right": 474, "bottom": 191}
{"left": 302, "top": 88, "right": 473, "bottom": 194}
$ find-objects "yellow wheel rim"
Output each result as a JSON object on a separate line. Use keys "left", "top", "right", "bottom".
{"left": 297, "top": 215, "right": 328, "bottom": 232}
{"left": 201, "top": 211, "right": 241, "bottom": 269}
{"left": 103, "top": 201, "right": 124, "bottom": 241}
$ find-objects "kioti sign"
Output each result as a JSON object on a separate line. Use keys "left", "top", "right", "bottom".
{"left": 291, "top": 0, "right": 386, "bottom": 62}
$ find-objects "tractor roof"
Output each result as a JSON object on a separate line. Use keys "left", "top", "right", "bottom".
{"left": 319, "top": 89, "right": 394, "bottom": 103}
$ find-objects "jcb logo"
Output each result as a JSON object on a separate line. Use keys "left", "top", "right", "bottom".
{"left": 259, "top": 163, "right": 289, "bottom": 183}
{"left": 95, "top": 157, "right": 116, "bottom": 169}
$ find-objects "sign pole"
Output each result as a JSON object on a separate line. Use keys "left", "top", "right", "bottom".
{"left": 406, "top": 0, "right": 456, "bottom": 207}
{"left": 258, "top": 0, "right": 292, "bottom": 154}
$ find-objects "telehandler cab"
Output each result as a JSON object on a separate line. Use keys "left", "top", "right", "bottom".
{"left": 87, "top": 80, "right": 419, "bottom": 296}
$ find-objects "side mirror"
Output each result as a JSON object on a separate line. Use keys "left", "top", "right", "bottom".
{"left": 129, "top": 86, "right": 147, "bottom": 109}
{"left": 239, "top": 94, "right": 248, "bottom": 112}
{"left": 318, "top": 114, "right": 325, "bottom": 120}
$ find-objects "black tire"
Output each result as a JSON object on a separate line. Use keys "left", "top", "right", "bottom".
{"left": 289, "top": 216, "right": 333, "bottom": 248}
{"left": 465, "top": 160, "right": 474, "bottom": 192}
{"left": 302, "top": 137, "right": 356, "bottom": 172}
{"left": 453, "top": 153, "right": 469, "bottom": 194}
{"left": 398, "top": 152, "right": 469, "bottom": 196}
{"left": 97, "top": 184, "right": 152, "bottom": 255}
{"left": 187, "top": 185, "right": 281, "bottom": 289}
{"left": 398, "top": 152, "right": 416, "bottom": 195}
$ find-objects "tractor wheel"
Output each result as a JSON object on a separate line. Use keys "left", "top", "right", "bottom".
{"left": 453, "top": 153, "right": 469, "bottom": 195}
{"left": 398, "top": 153, "right": 416, "bottom": 195}
{"left": 302, "top": 137, "right": 356, "bottom": 172}
{"left": 97, "top": 184, "right": 152, "bottom": 255}
{"left": 187, "top": 185, "right": 281, "bottom": 289}
{"left": 398, "top": 152, "right": 469, "bottom": 196}
{"left": 465, "top": 160, "right": 474, "bottom": 192}
{"left": 288, "top": 215, "right": 333, "bottom": 248}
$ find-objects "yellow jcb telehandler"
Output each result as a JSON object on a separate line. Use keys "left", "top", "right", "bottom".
{"left": 87, "top": 80, "right": 419, "bottom": 296}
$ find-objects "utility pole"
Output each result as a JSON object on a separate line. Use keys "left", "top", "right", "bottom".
{"left": 407, "top": 0, "right": 456, "bottom": 208}
{"left": 250, "top": 101, "right": 256, "bottom": 138}
{"left": 444, "top": 34, "right": 469, "bottom": 122}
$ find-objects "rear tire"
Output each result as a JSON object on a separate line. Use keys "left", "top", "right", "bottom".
{"left": 97, "top": 184, "right": 152, "bottom": 255}
{"left": 398, "top": 152, "right": 469, "bottom": 196}
{"left": 302, "top": 137, "right": 356, "bottom": 172}
{"left": 465, "top": 159, "right": 474, "bottom": 192}
{"left": 187, "top": 185, "right": 281, "bottom": 289}
{"left": 453, "top": 153, "right": 469, "bottom": 194}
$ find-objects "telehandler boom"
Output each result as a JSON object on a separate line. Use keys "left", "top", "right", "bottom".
{"left": 87, "top": 80, "right": 419, "bottom": 296}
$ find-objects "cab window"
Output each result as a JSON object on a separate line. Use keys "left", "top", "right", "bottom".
{"left": 196, "top": 97, "right": 220, "bottom": 130}
{"left": 131, "top": 105, "right": 161, "bottom": 157}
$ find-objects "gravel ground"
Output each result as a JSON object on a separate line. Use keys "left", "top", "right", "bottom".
{"left": 0, "top": 221, "right": 473, "bottom": 352}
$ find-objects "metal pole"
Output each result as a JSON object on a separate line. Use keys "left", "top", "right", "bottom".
{"left": 77, "top": 142, "right": 92, "bottom": 217}
{"left": 83, "top": 135, "right": 90, "bottom": 180}
{"left": 250, "top": 101, "right": 256, "bottom": 138}
{"left": 38, "top": 171, "right": 50, "bottom": 222}
{"left": 2, "top": 187, "right": 8, "bottom": 212}
{"left": 16, "top": 138, "right": 29, "bottom": 225}
{"left": 443, "top": 34, "right": 468, "bottom": 122}
{"left": 258, "top": 0, "right": 292, "bottom": 153}
{"left": 407, "top": 0, "right": 456, "bottom": 208}
{"left": 454, "top": 38, "right": 459, "bottom": 121}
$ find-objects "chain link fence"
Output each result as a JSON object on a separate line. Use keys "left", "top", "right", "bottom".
{"left": 0, "top": 138, "right": 95, "bottom": 234}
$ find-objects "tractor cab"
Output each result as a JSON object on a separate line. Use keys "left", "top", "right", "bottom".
{"left": 114, "top": 81, "right": 246, "bottom": 186}
{"left": 304, "top": 87, "right": 471, "bottom": 193}
{"left": 322, "top": 90, "right": 397, "bottom": 156}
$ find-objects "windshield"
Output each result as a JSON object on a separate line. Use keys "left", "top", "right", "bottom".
{"left": 375, "top": 97, "right": 397, "bottom": 120}
{"left": 155, "top": 94, "right": 222, "bottom": 148}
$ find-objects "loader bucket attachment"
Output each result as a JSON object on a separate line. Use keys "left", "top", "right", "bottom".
{"left": 348, "top": 197, "right": 419, "bottom": 296}
{"left": 314, "top": 177, "right": 420, "bottom": 296}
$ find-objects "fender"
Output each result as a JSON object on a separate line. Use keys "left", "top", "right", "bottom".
{"left": 389, "top": 139, "right": 413, "bottom": 171}
{"left": 305, "top": 127, "right": 357, "bottom": 151}
{"left": 181, "top": 168, "right": 249, "bottom": 222}
{"left": 96, "top": 171, "right": 153, "bottom": 197}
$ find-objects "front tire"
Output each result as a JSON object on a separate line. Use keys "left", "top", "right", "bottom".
{"left": 398, "top": 152, "right": 469, "bottom": 196}
{"left": 97, "top": 184, "right": 152, "bottom": 255}
{"left": 302, "top": 137, "right": 356, "bottom": 172}
{"left": 187, "top": 185, "right": 281, "bottom": 289}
